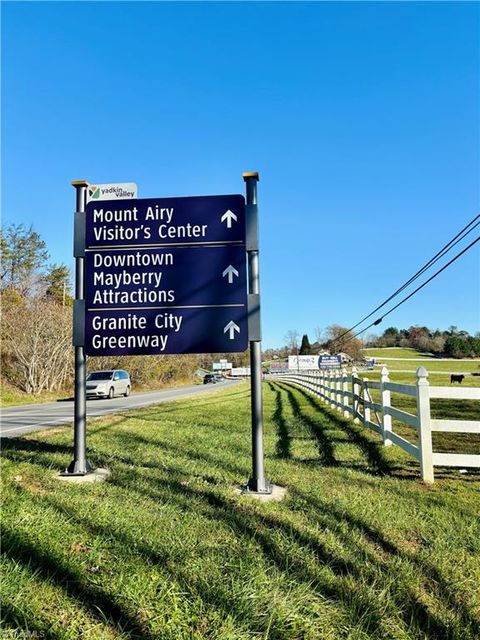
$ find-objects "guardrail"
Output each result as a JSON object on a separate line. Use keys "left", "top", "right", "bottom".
{"left": 272, "top": 367, "right": 480, "bottom": 483}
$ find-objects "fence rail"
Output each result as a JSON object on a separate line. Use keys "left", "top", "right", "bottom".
{"left": 272, "top": 366, "right": 480, "bottom": 483}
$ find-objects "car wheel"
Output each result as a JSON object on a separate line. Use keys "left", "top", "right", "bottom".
{"left": 124, "top": 386, "right": 130, "bottom": 397}
{"left": 108, "top": 386, "right": 114, "bottom": 399}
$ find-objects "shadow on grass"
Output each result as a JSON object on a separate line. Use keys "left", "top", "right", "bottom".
{"left": 274, "top": 381, "right": 394, "bottom": 476}
{"left": 272, "top": 381, "right": 480, "bottom": 483}
{"left": 0, "top": 424, "right": 250, "bottom": 482}
{"left": 40, "top": 475, "right": 391, "bottom": 637}
{"left": 281, "top": 384, "right": 338, "bottom": 467}
{"left": 1, "top": 437, "right": 73, "bottom": 472}
{"left": 104, "top": 430, "right": 249, "bottom": 479}
{"left": 267, "top": 383, "right": 292, "bottom": 459}
{"left": 40, "top": 461, "right": 478, "bottom": 640}
{"left": 1, "top": 525, "right": 158, "bottom": 640}
{"left": 289, "top": 485, "right": 480, "bottom": 638}
{"left": 4, "top": 420, "right": 478, "bottom": 640}
{"left": 1, "top": 437, "right": 72, "bottom": 456}
{"left": 0, "top": 602, "right": 59, "bottom": 640}
{"left": 3, "top": 382, "right": 478, "bottom": 638}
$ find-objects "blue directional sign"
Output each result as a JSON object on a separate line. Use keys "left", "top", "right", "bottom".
{"left": 85, "top": 306, "right": 247, "bottom": 356}
{"left": 84, "top": 194, "right": 248, "bottom": 356}
{"left": 85, "top": 195, "right": 245, "bottom": 249}
{"left": 85, "top": 245, "right": 246, "bottom": 309}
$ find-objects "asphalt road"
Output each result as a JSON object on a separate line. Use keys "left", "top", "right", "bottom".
{"left": 0, "top": 380, "right": 240, "bottom": 438}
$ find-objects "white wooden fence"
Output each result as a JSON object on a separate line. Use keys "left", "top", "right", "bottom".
{"left": 272, "top": 367, "right": 480, "bottom": 483}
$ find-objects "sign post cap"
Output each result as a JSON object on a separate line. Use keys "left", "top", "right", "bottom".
{"left": 242, "top": 171, "right": 260, "bottom": 182}
{"left": 71, "top": 180, "right": 89, "bottom": 187}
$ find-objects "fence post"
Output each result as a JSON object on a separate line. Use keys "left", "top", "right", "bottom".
{"left": 351, "top": 367, "right": 360, "bottom": 423}
{"left": 336, "top": 370, "right": 342, "bottom": 412}
{"left": 363, "top": 378, "right": 370, "bottom": 426}
{"left": 380, "top": 366, "right": 392, "bottom": 446}
{"left": 416, "top": 367, "right": 434, "bottom": 484}
{"left": 329, "top": 370, "right": 336, "bottom": 408}
{"left": 342, "top": 367, "right": 349, "bottom": 418}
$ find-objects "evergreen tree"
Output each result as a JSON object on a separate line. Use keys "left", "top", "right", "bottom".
{"left": 44, "top": 263, "right": 72, "bottom": 305}
{"left": 299, "top": 334, "right": 312, "bottom": 355}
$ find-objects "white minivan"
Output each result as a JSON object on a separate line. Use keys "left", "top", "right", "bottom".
{"left": 86, "top": 370, "right": 131, "bottom": 399}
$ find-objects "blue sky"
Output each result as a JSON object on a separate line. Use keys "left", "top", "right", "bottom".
{"left": 2, "top": 1, "right": 479, "bottom": 349}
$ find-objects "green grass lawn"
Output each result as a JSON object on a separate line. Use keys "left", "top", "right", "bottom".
{"left": 342, "top": 370, "right": 480, "bottom": 456}
{"left": 358, "top": 369, "right": 480, "bottom": 389}
{"left": 0, "top": 378, "right": 202, "bottom": 408}
{"left": 1, "top": 382, "right": 480, "bottom": 640}
{"left": 362, "top": 348, "right": 435, "bottom": 359}
{"left": 363, "top": 348, "right": 480, "bottom": 368}
{"left": 367, "top": 361, "right": 480, "bottom": 375}
{"left": 0, "top": 381, "right": 72, "bottom": 407}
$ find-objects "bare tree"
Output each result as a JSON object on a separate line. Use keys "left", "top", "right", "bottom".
{"left": 314, "top": 326, "right": 325, "bottom": 345}
{"left": 324, "top": 325, "right": 363, "bottom": 361}
{"left": 284, "top": 329, "right": 300, "bottom": 356}
{"left": 2, "top": 297, "right": 72, "bottom": 393}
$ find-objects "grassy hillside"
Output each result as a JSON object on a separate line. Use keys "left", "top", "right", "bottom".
{"left": 0, "top": 380, "right": 70, "bottom": 407}
{"left": 348, "top": 369, "right": 480, "bottom": 456}
{"left": 0, "top": 377, "right": 203, "bottom": 408}
{"left": 361, "top": 348, "right": 480, "bottom": 377}
{"left": 358, "top": 368, "right": 480, "bottom": 389}
{"left": 363, "top": 347, "right": 435, "bottom": 359}
{"left": 367, "top": 360, "right": 480, "bottom": 376}
{"left": 2, "top": 382, "right": 480, "bottom": 639}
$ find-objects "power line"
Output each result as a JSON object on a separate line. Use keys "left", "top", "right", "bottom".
{"left": 337, "top": 234, "right": 480, "bottom": 346}
{"left": 329, "top": 213, "right": 480, "bottom": 347}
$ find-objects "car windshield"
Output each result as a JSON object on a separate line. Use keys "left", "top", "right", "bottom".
{"left": 87, "top": 372, "right": 113, "bottom": 381}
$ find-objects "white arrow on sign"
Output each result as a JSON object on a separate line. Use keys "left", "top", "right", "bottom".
{"left": 221, "top": 209, "right": 237, "bottom": 228}
{"left": 224, "top": 321, "right": 240, "bottom": 340}
{"left": 222, "top": 265, "right": 239, "bottom": 284}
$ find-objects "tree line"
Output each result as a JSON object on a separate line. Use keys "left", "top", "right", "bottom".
{"left": 1, "top": 224, "right": 246, "bottom": 396}
{"left": 263, "top": 323, "right": 479, "bottom": 363}
{"left": 366, "top": 325, "right": 480, "bottom": 358}
{"left": 1, "top": 224, "right": 75, "bottom": 394}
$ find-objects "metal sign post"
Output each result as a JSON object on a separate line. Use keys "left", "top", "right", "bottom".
{"left": 243, "top": 172, "right": 271, "bottom": 494}
{"left": 63, "top": 180, "right": 92, "bottom": 476}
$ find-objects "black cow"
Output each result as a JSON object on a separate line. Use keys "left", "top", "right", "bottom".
{"left": 450, "top": 374, "right": 465, "bottom": 384}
